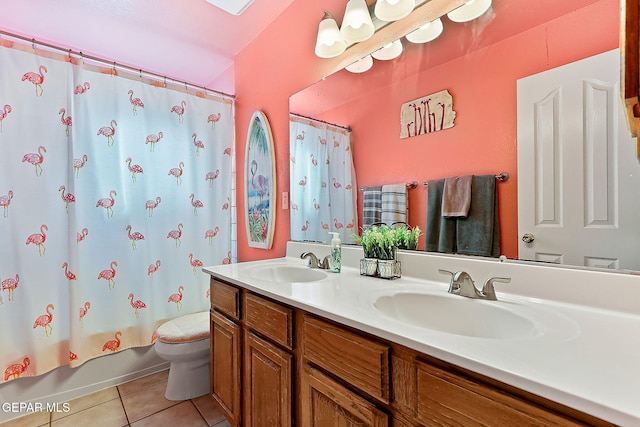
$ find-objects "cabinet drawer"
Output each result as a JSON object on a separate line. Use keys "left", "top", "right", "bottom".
{"left": 244, "top": 293, "right": 293, "bottom": 350}
{"left": 415, "top": 361, "right": 581, "bottom": 426}
{"left": 302, "top": 315, "right": 390, "bottom": 403}
{"left": 211, "top": 279, "right": 240, "bottom": 320}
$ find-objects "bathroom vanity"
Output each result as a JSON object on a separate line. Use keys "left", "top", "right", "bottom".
{"left": 204, "top": 242, "right": 640, "bottom": 426}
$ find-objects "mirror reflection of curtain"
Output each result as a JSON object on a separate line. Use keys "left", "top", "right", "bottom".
{"left": 0, "top": 41, "right": 235, "bottom": 383}
{"left": 289, "top": 115, "right": 357, "bottom": 243}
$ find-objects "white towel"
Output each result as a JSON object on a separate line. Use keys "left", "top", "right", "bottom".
{"left": 381, "top": 184, "right": 407, "bottom": 226}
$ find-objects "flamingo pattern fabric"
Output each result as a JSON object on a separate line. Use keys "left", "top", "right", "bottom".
{"left": 289, "top": 115, "right": 357, "bottom": 244}
{"left": 0, "top": 104, "right": 13, "bottom": 132}
{"left": 22, "top": 65, "right": 47, "bottom": 96}
{"left": 0, "top": 41, "right": 235, "bottom": 384}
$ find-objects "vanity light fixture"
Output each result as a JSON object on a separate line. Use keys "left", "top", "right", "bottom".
{"left": 447, "top": 0, "right": 492, "bottom": 23}
{"left": 405, "top": 18, "right": 444, "bottom": 43}
{"left": 340, "top": 0, "right": 375, "bottom": 43}
{"left": 345, "top": 55, "right": 374, "bottom": 73}
{"left": 316, "top": 0, "right": 493, "bottom": 73}
{"left": 374, "top": 0, "right": 416, "bottom": 22}
{"left": 371, "top": 39, "right": 403, "bottom": 60}
{"left": 315, "top": 11, "right": 347, "bottom": 58}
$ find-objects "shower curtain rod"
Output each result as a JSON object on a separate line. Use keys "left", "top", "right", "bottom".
{"left": 290, "top": 113, "right": 351, "bottom": 131}
{"left": 0, "top": 29, "right": 234, "bottom": 101}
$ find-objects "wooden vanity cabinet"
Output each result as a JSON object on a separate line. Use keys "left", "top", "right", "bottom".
{"left": 210, "top": 280, "right": 242, "bottom": 425}
{"left": 391, "top": 350, "right": 612, "bottom": 427}
{"left": 243, "top": 292, "right": 294, "bottom": 426}
{"left": 210, "top": 278, "right": 294, "bottom": 427}
{"left": 299, "top": 314, "right": 391, "bottom": 426}
{"left": 210, "top": 310, "right": 241, "bottom": 425}
{"left": 415, "top": 360, "right": 581, "bottom": 426}
{"left": 210, "top": 277, "right": 613, "bottom": 427}
{"left": 300, "top": 364, "right": 388, "bottom": 426}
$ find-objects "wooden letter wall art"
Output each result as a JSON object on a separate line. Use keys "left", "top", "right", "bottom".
{"left": 400, "top": 89, "right": 456, "bottom": 139}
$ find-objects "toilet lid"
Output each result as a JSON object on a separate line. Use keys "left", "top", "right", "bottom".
{"left": 156, "top": 311, "right": 209, "bottom": 344}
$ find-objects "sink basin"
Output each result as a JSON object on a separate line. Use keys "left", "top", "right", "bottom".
{"left": 246, "top": 264, "right": 328, "bottom": 283}
{"left": 373, "top": 292, "right": 540, "bottom": 339}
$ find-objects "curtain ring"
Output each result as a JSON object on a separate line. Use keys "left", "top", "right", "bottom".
{"left": 31, "top": 38, "right": 36, "bottom": 50}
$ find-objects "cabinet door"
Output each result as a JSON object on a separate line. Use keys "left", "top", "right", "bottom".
{"left": 244, "top": 332, "right": 293, "bottom": 426}
{"left": 300, "top": 365, "right": 388, "bottom": 427}
{"left": 210, "top": 310, "right": 241, "bottom": 426}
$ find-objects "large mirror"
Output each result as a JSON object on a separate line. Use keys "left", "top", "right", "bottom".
{"left": 290, "top": 0, "right": 640, "bottom": 272}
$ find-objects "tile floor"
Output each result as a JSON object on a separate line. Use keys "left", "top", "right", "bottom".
{"left": 1, "top": 370, "right": 231, "bottom": 427}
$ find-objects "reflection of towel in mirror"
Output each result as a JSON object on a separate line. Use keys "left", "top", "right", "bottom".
{"left": 362, "top": 186, "right": 382, "bottom": 227}
{"left": 456, "top": 175, "right": 500, "bottom": 257}
{"left": 425, "top": 179, "right": 456, "bottom": 253}
{"left": 381, "top": 184, "right": 407, "bottom": 226}
{"left": 442, "top": 175, "right": 472, "bottom": 217}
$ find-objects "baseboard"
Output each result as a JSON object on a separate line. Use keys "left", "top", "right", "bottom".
{"left": 0, "top": 345, "right": 169, "bottom": 424}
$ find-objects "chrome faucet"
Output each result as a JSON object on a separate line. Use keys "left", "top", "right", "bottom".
{"left": 438, "top": 270, "right": 511, "bottom": 301}
{"left": 301, "top": 252, "right": 330, "bottom": 269}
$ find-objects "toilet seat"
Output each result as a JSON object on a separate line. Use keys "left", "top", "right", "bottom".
{"left": 156, "top": 311, "right": 209, "bottom": 344}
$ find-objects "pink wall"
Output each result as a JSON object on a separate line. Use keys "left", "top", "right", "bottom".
{"left": 234, "top": 0, "right": 619, "bottom": 261}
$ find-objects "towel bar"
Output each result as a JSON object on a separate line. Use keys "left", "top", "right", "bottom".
{"left": 360, "top": 181, "right": 418, "bottom": 191}
{"left": 423, "top": 172, "right": 509, "bottom": 186}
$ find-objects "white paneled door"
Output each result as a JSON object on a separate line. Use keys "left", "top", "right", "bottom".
{"left": 517, "top": 49, "right": 640, "bottom": 270}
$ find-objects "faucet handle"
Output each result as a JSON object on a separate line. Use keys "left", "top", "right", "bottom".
{"left": 321, "top": 255, "right": 331, "bottom": 269}
{"left": 482, "top": 276, "right": 511, "bottom": 300}
{"left": 438, "top": 269, "right": 454, "bottom": 277}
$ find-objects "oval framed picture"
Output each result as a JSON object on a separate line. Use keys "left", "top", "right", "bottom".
{"left": 245, "top": 111, "right": 276, "bottom": 249}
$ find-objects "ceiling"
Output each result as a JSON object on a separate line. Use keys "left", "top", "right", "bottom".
{"left": 0, "top": 0, "right": 609, "bottom": 96}
{"left": 0, "top": 0, "right": 296, "bottom": 94}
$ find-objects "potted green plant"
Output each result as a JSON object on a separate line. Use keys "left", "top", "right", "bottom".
{"left": 394, "top": 224, "right": 421, "bottom": 251}
{"left": 353, "top": 227, "right": 379, "bottom": 275}
{"left": 374, "top": 225, "right": 396, "bottom": 260}
{"left": 354, "top": 225, "right": 398, "bottom": 277}
{"left": 374, "top": 225, "right": 398, "bottom": 278}
{"left": 408, "top": 226, "right": 421, "bottom": 250}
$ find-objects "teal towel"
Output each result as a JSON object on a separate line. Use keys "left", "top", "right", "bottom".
{"left": 456, "top": 175, "right": 501, "bottom": 257}
{"left": 425, "top": 179, "right": 456, "bottom": 253}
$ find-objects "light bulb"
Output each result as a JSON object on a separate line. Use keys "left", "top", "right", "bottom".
{"left": 340, "top": 0, "right": 375, "bottom": 43}
{"left": 315, "top": 11, "right": 346, "bottom": 58}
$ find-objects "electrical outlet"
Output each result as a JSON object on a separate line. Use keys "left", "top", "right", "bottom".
{"left": 282, "top": 192, "right": 289, "bottom": 210}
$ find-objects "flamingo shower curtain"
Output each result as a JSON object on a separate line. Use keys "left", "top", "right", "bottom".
{"left": 0, "top": 41, "right": 235, "bottom": 383}
{"left": 289, "top": 115, "right": 357, "bottom": 243}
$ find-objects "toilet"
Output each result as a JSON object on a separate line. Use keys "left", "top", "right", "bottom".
{"left": 154, "top": 311, "right": 210, "bottom": 400}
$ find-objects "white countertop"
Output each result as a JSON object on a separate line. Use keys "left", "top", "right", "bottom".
{"left": 203, "top": 242, "right": 640, "bottom": 426}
